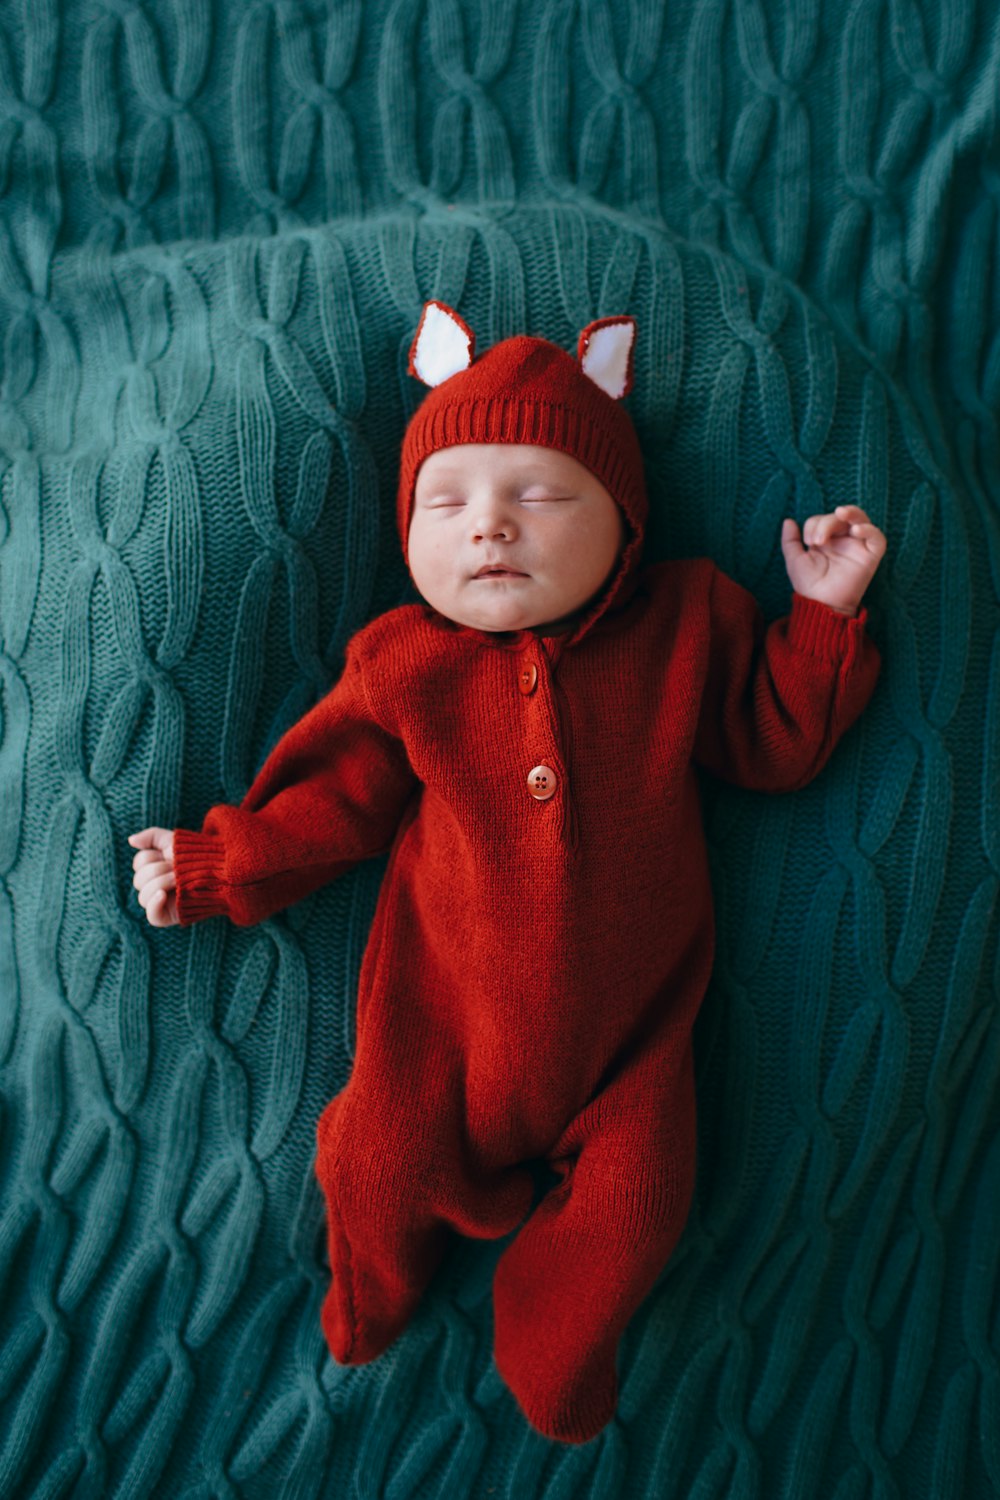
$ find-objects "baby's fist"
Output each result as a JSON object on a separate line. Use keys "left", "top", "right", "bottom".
{"left": 781, "top": 505, "right": 887, "bottom": 616}
{"left": 128, "top": 827, "right": 179, "bottom": 927}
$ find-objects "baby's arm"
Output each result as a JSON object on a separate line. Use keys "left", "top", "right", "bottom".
{"left": 128, "top": 640, "right": 418, "bottom": 929}
{"left": 693, "top": 514, "right": 884, "bottom": 791}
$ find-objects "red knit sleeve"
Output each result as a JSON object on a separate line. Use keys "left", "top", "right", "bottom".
{"left": 172, "top": 641, "right": 418, "bottom": 926}
{"left": 692, "top": 564, "right": 881, "bottom": 791}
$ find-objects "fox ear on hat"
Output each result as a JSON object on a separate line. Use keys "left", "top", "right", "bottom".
{"left": 408, "top": 300, "right": 476, "bottom": 387}
{"left": 578, "top": 316, "right": 636, "bottom": 399}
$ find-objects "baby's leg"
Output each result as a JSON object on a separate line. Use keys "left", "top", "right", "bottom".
{"left": 492, "top": 1037, "right": 697, "bottom": 1444}
{"left": 317, "top": 1087, "right": 535, "bottom": 1365}
{"left": 318, "top": 1096, "right": 446, "bottom": 1365}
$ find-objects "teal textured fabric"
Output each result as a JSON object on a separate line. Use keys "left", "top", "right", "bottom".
{"left": 1, "top": 1, "right": 998, "bottom": 1494}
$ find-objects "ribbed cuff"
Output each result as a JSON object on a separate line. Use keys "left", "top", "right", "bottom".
{"left": 786, "top": 592, "right": 868, "bottom": 663}
{"left": 173, "top": 829, "right": 230, "bottom": 925}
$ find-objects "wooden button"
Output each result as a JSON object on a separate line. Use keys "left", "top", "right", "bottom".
{"left": 527, "top": 764, "right": 557, "bottom": 800}
{"left": 518, "top": 663, "right": 538, "bottom": 695}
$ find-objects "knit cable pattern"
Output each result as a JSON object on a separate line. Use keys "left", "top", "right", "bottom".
{"left": 0, "top": 0, "right": 997, "bottom": 1494}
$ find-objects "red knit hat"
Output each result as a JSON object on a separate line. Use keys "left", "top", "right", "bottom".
{"left": 397, "top": 301, "right": 648, "bottom": 568}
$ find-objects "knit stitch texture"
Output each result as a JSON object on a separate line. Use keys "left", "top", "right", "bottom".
{"left": 0, "top": 0, "right": 997, "bottom": 1495}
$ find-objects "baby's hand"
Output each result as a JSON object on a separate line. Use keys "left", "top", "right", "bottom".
{"left": 128, "top": 827, "right": 179, "bottom": 927}
{"left": 781, "top": 506, "right": 887, "bottom": 616}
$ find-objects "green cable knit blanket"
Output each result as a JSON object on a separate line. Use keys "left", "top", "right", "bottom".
{"left": 2, "top": 2, "right": 998, "bottom": 1495}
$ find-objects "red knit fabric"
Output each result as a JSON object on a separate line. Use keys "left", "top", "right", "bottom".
{"left": 172, "top": 550, "right": 881, "bottom": 1442}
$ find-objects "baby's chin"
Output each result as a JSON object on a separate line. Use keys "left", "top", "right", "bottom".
{"left": 441, "top": 606, "right": 580, "bottom": 635}
{"left": 422, "top": 595, "right": 560, "bottom": 634}
{"left": 446, "top": 608, "right": 546, "bottom": 632}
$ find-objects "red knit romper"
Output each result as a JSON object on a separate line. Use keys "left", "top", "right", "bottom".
{"left": 173, "top": 560, "right": 879, "bottom": 1444}
{"left": 172, "top": 309, "right": 881, "bottom": 1444}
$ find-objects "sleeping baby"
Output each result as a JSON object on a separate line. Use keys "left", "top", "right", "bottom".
{"left": 129, "top": 301, "right": 886, "bottom": 1443}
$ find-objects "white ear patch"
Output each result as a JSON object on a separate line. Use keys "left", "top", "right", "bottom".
{"left": 577, "top": 316, "right": 636, "bottom": 399}
{"left": 408, "top": 301, "right": 476, "bottom": 387}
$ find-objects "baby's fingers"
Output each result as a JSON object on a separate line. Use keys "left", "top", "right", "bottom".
{"left": 849, "top": 521, "right": 887, "bottom": 555}
{"left": 803, "top": 512, "right": 850, "bottom": 546}
{"left": 132, "top": 855, "right": 173, "bottom": 888}
{"left": 780, "top": 517, "right": 806, "bottom": 556}
{"left": 132, "top": 847, "right": 169, "bottom": 868}
{"left": 136, "top": 868, "right": 176, "bottom": 905}
{"left": 128, "top": 826, "right": 174, "bottom": 856}
{"left": 144, "top": 886, "right": 179, "bottom": 928}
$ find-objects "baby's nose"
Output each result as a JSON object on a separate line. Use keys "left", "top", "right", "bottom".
{"left": 471, "top": 507, "right": 514, "bottom": 539}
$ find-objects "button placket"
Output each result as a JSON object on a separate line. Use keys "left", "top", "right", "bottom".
{"left": 517, "top": 647, "right": 572, "bottom": 835}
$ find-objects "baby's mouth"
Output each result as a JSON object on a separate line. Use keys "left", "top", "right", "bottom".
{"left": 473, "top": 565, "right": 528, "bottom": 578}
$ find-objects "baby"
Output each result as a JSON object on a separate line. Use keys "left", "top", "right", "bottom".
{"left": 129, "top": 301, "right": 886, "bottom": 1444}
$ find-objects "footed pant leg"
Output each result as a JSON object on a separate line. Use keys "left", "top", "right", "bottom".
{"left": 492, "top": 1037, "right": 697, "bottom": 1444}
{"left": 317, "top": 1087, "right": 536, "bottom": 1366}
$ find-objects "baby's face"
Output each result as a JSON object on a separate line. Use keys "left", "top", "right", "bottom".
{"left": 408, "top": 444, "right": 627, "bottom": 635}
